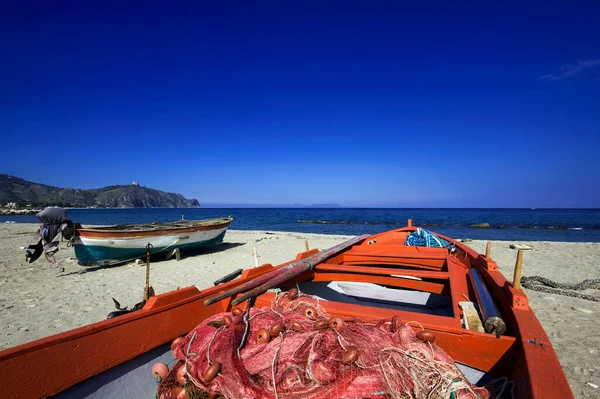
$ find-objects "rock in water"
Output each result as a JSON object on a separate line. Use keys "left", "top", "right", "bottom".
{"left": 470, "top": 223, "right": 491, "bottom": 228}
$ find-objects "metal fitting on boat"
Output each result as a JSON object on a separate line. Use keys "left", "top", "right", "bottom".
{"left": 484, "top": 317, "right": 506, "bottom": 338}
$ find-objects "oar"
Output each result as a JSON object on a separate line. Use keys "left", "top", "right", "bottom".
{"left": 230, "top": 258, "right": 317, "bottom": 306}
{"left": 204, "top": 234, "right": 369, "bottom": 306}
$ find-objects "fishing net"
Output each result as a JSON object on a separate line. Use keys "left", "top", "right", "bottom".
{"left": 155, "top": 289, "right": 490, "bottom": 399}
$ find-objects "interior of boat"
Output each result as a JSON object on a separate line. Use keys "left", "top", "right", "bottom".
{"left": 54, "top": 227, "right": 523, "bottom": 398}
{"left": 255, "top": 229, "right": 518, "bottom": 386}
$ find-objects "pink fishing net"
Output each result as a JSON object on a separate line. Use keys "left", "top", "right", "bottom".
{"left": 156, "top": 289, "right": 490, "bottom": 399}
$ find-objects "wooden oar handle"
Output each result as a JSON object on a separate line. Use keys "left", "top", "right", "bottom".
{"left": 213, "top": 269, "right": 243, "bottom": 286}
{"left": 231, "top": 266, "right": 309, "bottom": 306}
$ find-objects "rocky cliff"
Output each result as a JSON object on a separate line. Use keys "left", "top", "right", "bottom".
{"left": 0, "top": 174, "right": 200, "bottom": 208}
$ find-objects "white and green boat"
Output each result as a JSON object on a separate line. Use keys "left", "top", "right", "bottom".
{"left": 73, "top": 217, "right": 233, "bottom": 266}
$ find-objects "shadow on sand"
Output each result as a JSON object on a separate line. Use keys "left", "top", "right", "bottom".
{"left": 57, "top": 242, "right": 245, "bottom": 277}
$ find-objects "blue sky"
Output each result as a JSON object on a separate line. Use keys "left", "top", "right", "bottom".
{"left": 1, "top": 1, "right": 599, "bottom": 207}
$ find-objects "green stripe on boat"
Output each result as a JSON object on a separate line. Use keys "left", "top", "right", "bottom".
{"left": 74, "top": 231, "right": 227, "bottom": 266}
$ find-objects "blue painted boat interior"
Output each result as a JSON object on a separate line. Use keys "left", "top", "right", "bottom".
{"left": 298, "top": 281, "right": 454, "bottom": 317}
{"left": 52, "top": 343, "right": 173, "bottom": 399}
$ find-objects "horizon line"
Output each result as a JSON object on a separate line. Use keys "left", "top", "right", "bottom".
{"left": 196, "top": 205, "right": 599, "bottom": 210}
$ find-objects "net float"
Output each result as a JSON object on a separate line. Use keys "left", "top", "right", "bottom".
{"left": 256, "top": 328, "right": 271, "bottom": 343}
{"left": 304, "top": 306, "right": 317, "bottom": 319}
{"left": 341, "top": 347, "right": 359, "bottom": 365}
{"left": 391, "top": 316, "right": 402, "bottom": 332}
{"left": 329, "top": 316, "right": 345, "bottom": 331}
{"left": 151, "top": 362, "right": 169, "bottom": 381}
{"left": 270, "top": 323, "right": 286, "bottom": 337}
{"left": 291, "top": 321, "right": 304, "bottom": 331}
{"left": 170, "top": 337, "right": 185, "bottom": 352}
{"left": 223, "top": 316, "right": 232, "bottom": 327}
{"left": 288, "top": 288, "right": 299, "bottom": 300}
{"left": 231, "top": 308, "right": 243, "bottom": 317}
{"left": 416, "top": 330, "right": 437, "bottom": 343}
{"left": 203, "top": 362, "right": 221, "bottom": 383}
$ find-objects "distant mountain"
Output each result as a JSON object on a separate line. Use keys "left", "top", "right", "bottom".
{"left": 0, "top": 174, "right": 200, "bottom": 208}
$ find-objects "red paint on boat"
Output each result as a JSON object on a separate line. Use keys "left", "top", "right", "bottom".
{"left": 0, "top": 225, "right": 574, "bottom": 399}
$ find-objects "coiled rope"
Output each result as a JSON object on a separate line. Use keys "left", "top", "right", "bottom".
{"left": 521, "top": 276, "right": 600, "bottom": 302}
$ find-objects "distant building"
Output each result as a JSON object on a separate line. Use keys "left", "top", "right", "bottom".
{"left": 132, "top": 181, "right": 140, "bottom": 186}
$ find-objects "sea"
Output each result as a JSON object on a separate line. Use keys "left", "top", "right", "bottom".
{"left": 2, "top": 208, "right": 600, "bottom": 243}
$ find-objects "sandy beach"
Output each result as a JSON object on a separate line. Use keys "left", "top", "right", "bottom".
{"left": 0, "top": 223, "right": 599, "bottom": 397}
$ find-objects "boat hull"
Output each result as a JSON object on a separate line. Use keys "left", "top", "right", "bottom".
{"left": 0, "top": 224, "right": 575, "bottom": 399}
{"left": 74, "top": 218, "right": 232, "bottom": 266}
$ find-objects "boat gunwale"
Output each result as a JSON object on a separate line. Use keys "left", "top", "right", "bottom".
{"left": 76, "top": 217, "right": 233, "bottom": 238}
{"left": 0, "top": 261, "right": 278, "bottom": 361}
{"left": 429, "top": 229, "right": 574, "bottom": 398}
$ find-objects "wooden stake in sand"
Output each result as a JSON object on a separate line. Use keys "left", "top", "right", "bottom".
{"left": 253, "top": 243, "right": 259, "bottom": 267}
{"left": 143, "top": 243, "right": 155, "bottom": 302}
{"left": 513, "top": 250, "right": 524, "bottom": 290}
{"left": 305, "top": 240, "right": 309, "bottom": 251}
{"left": 485, "top": 242, "right": 491, "bottom": 259}
{"left": 165, "top": 248, "right": 181, "bottom": 261}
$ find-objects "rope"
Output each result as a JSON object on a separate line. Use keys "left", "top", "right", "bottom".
{"left": 237, "top": 305, "right": 251, "bottom": 357}
{"left": 486, "top": 377, "right": 515, "bottom": 399}
{"left": 161, "top": 237, "right": 181, "bottom": 252}
{"left": 521, "top": 276, "right": 600, "bottom": 302}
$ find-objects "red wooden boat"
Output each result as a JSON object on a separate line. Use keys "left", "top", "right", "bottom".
{"left": 0, "top": 221, "right": 574, "bottom": 398}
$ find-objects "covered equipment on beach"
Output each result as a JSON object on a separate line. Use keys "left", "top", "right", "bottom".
{"left": 25, "top": 206, "right": 75, "bottom": 263}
